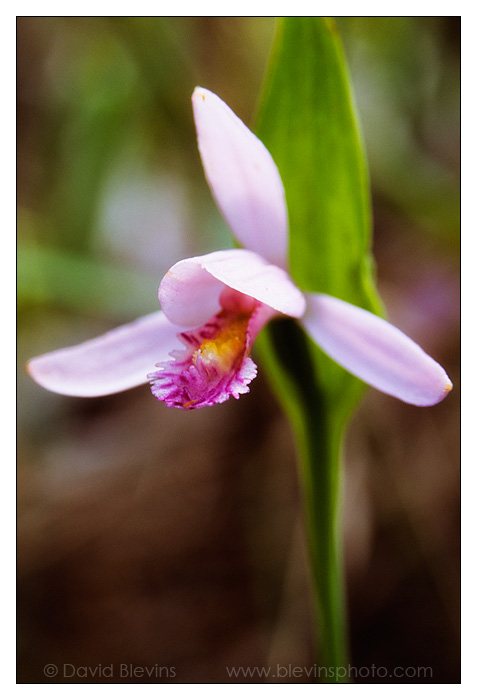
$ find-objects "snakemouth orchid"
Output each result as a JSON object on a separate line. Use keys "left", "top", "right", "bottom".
{"left": 27, "top": 88, "right": 452, "bottom": 409}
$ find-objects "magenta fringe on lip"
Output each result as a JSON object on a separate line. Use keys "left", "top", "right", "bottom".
{"left": 148, "top": 315, "right": 258, "bottom": 410}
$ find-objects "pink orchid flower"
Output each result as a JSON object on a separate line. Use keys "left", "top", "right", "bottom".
{"left": 27, "top": 88, "right": 452, "bottom": 409}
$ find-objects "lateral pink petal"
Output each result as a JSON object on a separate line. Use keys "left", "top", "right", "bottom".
{"left": 192, "top": 87, "right": 289, "bottom": 269}
{"left": 26, "top": 311, "right": 182, "bottom": 397}
{"left": 302, "top": 294, "right": 453, "bottom": 406}
{"left": 159, "top": 249, "right": 306, "bottom": 327}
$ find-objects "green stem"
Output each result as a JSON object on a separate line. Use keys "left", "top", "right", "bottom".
{"left": 299, "top": 409, "right": 348, "bottom": 676}
{"left": 267, "top": 319, "right": 349, "bottom": 680}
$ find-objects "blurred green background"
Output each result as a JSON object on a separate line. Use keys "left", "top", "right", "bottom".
{"left": 17, "top": 17, "right": 460, "bottom": 683}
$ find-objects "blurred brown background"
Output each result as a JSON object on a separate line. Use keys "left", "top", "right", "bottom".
{"left": 17, "top": 17, "right": 460, "bottom": 683}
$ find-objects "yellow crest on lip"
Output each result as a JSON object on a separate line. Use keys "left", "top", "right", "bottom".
{"left": 193, "top": 313, "right": 251, "bottom": 375}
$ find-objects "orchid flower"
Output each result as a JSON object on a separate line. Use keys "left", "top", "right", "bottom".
{"left": 27, "top": 88, "right": 452, "bottom": 409}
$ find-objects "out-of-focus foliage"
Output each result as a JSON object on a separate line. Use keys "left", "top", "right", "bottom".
{"left": 18, "top": 17, "right": 276, "bottom": 322}
{"left": 338, "top": 16, "right": 460, "bottom": 246}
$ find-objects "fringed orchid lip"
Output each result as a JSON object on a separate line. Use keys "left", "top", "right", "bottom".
{"left": 148, "top": 295, "right": 274, "bottom": 410}
{"left": 26, "top": 86, "right": 453, "bottom": 409}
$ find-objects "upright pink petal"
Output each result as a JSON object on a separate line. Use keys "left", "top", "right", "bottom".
{"left": 302, "top": 294, "right": 453, "bottom": 406}
{"left": 159, "top": 249, "right": 306, "bottom": 328}
{"left": 192, "top": 87, "right": 289, "bottom": 269}
{"left": 26, "top": 311, "right": 183, "bottom": 397}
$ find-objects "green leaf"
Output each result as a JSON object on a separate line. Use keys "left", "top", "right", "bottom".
{"left": 256, "top": 16, "right": 383, "bottom": 414}
{"left": 254, "top": 17, "right": 384, "bottom": 675}
{"left": 256, "top": 19, "right": 378, "bottom": 302}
